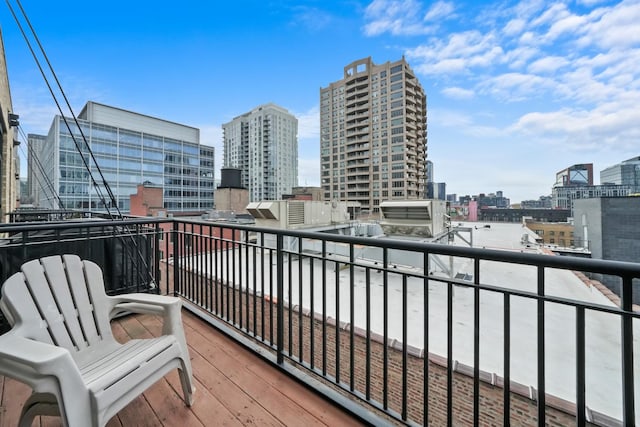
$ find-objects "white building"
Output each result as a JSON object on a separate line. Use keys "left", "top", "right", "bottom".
{"left": 222, "top": 103, "right": 298, "bottom": 202}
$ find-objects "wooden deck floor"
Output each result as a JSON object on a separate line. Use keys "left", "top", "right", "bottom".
{"left": 0, "top": 310, "right": 365, "bottom": 427}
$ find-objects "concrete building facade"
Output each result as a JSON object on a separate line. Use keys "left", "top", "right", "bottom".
{"left": 600, "top": 156, "right": 640, "bottom": 194}
{"left": 222, "top": 103, "right": 298, "bottom": 203}
{"left": 320, "top": 57, "right": 427, "bottom": 212}
{"left": 30, "top": 101, "right": 215, "bottom": 213}
{"left": 573, "top": 197, "right": 640, "bottom": 302}
{"left": 0, "top": 31, "right": 18, "bottom": 222}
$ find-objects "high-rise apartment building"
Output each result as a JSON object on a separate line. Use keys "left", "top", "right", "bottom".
{"left": 601, "top": 156, "right": 640, "bottom": 194}
{"left": 222, "top": 103, "right": 298, "bottom": 202}
{"left": 29, "top": 101, "right": 215, "bottom": 212}
{"left": 320, "top": 57, "right": 427, "bottom": 212}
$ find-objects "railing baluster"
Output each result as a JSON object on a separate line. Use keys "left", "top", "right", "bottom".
{"left": 537, "top": 266, "right": 546, "bottom": 426}
{"left": 288, "top": 250, "right": 293, "bottom": 358}
{"left": 350, "top": 243, "right": 355, "bottom": 392}
{"left": 276, "top": 233, "right": 284, "bottom": 364}
{"left": 299, "top": 237, "right": 304, "bottom": 363}
{"left": 474, "top": 257, "right": 481, "bottom": 426}
{"left": 335, "top": 257, "right": 341, "bottom": 384}
{"left": 402, "top": 274, "right": 408, "bottom": 421}
{"left": 383, "top": 248, "right": 389, "bottom": 410}
{"left": 576, "top": 305, "right": 586, "bottom": 426}
{"left": 322, "top": 239, "right": 327, "bottom": 376}
{"left": 621, "top": 274, "right": 635, "bottom": 426}
{"left": 424, "top": 252, "right": 430, "bottom": 425}
{"left": 310, "top": 249, "right": 315, "bottom": 370}
{"left": 365, "top": 267, "right": 371, "bottom": 401}
{"left": 447, "top": 280, "right": 453, "bottom": 427}
{"left": 504, "top": 293, "right": 511, "bottom": 425}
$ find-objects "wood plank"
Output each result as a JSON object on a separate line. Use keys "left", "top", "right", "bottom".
{"left": 179, "top": 313, "right": 359, "bottom": 427}
{"left": 115, "top": 316, "right": 205, "bottom": 427}
{"left": 0, "top": 377, "right": 32, "bottom": 427}
{"left": 134, "top": 316, "right": 245, "bottom": 426}
{"left": 130, "top": 314, "right": 284, "bottom": 426}
{"left": 181, "top": 314, "right": 363, "bottom": 426}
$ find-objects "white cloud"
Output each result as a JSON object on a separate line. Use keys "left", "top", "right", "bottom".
{"left": 406, "top": 30, "right": 504, "bottom": 75}
{"left": 510, "top": 102, "right": 640, "bottom": 152}
{"left": 363, "top": 0, "right": 432, "bottom": 36}
{"left": 577, "top": 0, "right": 640, "bottom": 49}
{"left": 503, "top": 18, "right": 526, "bottom": 36}
{"left": 479, "top": 72, "right": 557, "bottom": 101}
{"left": 530, "top": 3, "right": 570, "bottom": 28}
{"left": 424, "top": 1, "right": 455, "bottom": 21}
{"left": 291, "top": 6, "right": 334, "bottom": 31}
{"left": 527, "top": 55, "right": 569, "bottom": 73}
{"left": 441, "top": 86, "right": 474, "bottom": 99}
{"left": 293, "top": 105, "right": 319, "bottom": 140}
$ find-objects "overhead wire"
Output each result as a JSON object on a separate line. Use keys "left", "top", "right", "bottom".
{"left": 7, "top": 0, "right": 158, "bottom": 288}
{"left": 6, "top": 0, "right": 120, "bottom": 218}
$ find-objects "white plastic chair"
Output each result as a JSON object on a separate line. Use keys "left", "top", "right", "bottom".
{"left": 0, "top": 254, "right": 195, "bottom": 427}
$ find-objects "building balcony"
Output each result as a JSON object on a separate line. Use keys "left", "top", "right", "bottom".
{"left": 0, "top": 218, "right": 639, "bottom": 426}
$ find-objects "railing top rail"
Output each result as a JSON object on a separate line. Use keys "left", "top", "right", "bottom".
{"left": 4, "top": 217, "right": 639, "bottom": 277}
{"left": 176, "top": 220, "right": 640, "bottom": 277}
{"left": 0, "top": 217, "right": 172, "bottom": 233}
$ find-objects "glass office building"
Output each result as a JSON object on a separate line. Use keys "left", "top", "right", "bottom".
{"left": 30, "top": 101, "right": 215, "bottom": 212}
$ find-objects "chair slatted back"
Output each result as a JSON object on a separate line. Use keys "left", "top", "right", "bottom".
{"left": 0, "top": 255, "right": 113, "bottom": 352}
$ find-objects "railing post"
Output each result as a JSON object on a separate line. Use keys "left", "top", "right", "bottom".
{"left": 172, "top": 220, "right": 179, "bottom": 297}
{"left": 621, "top": 275, "right": 635, "bottom": 426}
{"left": 276, "top": 232, "right": 284, "bottom": 365}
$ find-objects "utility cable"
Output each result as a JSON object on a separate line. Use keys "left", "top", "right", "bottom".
{"left": 5, "top": 0, "right": 118, "bottom": 218}
{"left": 7, "top": 0, "right": 157, "bottom": 288}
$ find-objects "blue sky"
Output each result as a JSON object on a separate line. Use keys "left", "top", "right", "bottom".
{"left": 2, "top": 0, "right": 639, "bottom": 203}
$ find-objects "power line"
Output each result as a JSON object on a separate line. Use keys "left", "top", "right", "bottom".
{"left": 6, "top": 0, "right": 120, "bottom": 218}
{"left": 7, "top": 0, "right": 157, "bottom": 288}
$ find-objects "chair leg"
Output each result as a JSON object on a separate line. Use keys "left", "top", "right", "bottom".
{"left": 19, "top": 393, "right": 60, "bottom": 427}
{"left": 178, "top": 363, "right": 195, "bottom": 406}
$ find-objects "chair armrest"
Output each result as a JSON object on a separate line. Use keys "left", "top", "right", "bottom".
{"left": 0, "top": 333, "right": 87, "bottom": 393}
{"left": 108, "top": 293, "right": 185, "bottom": 337}
{"left": 110, "top": 293, "right": 180, "bottom": 312}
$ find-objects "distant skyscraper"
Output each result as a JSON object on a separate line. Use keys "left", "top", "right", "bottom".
{"left": 600, "top": 156, "right": 640, "bottom": 194}
{"left": 30, "top": 101, "right": 215, "bottom": 212}
{"left": 222, "top": 103, "right": 298, "bottom": 202}
{"left": 320, "top": 57, "right": 427, "bottom": 212}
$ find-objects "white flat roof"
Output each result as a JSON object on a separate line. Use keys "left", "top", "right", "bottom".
{"left": 182, "top": 221, "right": 637, "bottom": 423}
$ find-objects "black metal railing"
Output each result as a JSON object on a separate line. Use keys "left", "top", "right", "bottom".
{"left": 170, "top": 219, "right": 640, "bottom": 427}
{"left": 1, "top": 217, "right": 639, "bottom": 426}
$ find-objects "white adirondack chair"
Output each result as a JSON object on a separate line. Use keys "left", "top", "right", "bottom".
{"left": 0, "top": 254, "right": 195, "bottom": 427}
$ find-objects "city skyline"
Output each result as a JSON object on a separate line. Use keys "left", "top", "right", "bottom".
{"left": 2, "top": 0, "right": 639, "bottom": 203}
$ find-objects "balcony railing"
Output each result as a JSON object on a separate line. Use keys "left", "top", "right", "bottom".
{"left": 1, "top": 217, "right": 639, "bottom": 426}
